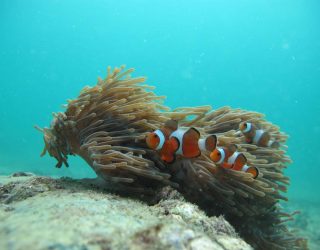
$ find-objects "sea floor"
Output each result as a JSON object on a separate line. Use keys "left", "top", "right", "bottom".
{"left": 285, "top": 199, "right": 320, "bottom": 250}
{"left": 0, "top": 172, "right": 317, "bottom": 249}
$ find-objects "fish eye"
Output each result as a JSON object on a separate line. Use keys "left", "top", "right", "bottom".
{"left": 243, "top": 123, "right": 247, "bottom": 128}
{"left": 153, "top": 134, "right": 158, "bottom": 138}
{"left": 217, "top": 152, "right": 221, "bottom": 156}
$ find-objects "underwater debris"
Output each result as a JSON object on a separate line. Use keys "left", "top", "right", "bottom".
{"left": 37, "top": 66, "right": 308, "bottom": 249}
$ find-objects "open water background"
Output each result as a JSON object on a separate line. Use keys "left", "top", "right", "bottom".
{"left": 1, "top": 1, "right": 319, "bottom": 208}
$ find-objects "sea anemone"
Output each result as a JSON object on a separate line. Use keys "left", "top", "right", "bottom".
{"left": 37, "top": 66, "right": 307, "bottom": 249}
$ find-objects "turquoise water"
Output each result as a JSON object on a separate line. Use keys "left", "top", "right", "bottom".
{"left": 1, "top": 0, "right": 319, "bottom": 207}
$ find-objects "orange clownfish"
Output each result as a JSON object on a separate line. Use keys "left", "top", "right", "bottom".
{"left": 170, "top": 127, "right": 217, "bottom": 158}
{"left": 146, "top": 120, "right": 179, "bottom": 163}
{"left": 210, "top": 145, "right": 245, "bottom": 169}
{"left": 210, "top": 145, "right": 259, "bottom": 178}
{"left": 241, "top": 164, "right": 259, "bottom": 179}
{"left": 239, "top": 122, "right": 279, "bottom": 148}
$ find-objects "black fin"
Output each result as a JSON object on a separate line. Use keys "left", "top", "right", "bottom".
{"left": 190, "top": 127, "right": 201, "bottom": 137}
{"left": 205, "top": 134, "right": 217, "bottom": 151}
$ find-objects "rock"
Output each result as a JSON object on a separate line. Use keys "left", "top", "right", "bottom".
{"left": 0, "top": 175, "right": 252, "bottom": 250}
{"left": 11, "top": 172, "right": 35, "bottom": 177}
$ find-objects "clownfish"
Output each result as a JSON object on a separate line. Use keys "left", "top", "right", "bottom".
{"left": 241, "top": 164, "right": 259, "bottom": 179}
{"left": 239, "top": 122, "right": 280, "bottom": 148}
{"left": 210, "top": 145, "right": 259, "bottom": 178}
{"left": 210, "top": 145, "right": 245, "bottom": 169}
{"left": 146, "top": 120, "right": 179, "bottom": 163}
{"left": 170, "top": 128, "right": 217, "bottom": 158}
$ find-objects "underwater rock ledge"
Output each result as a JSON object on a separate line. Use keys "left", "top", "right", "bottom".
{"left": 0, "top": 174, "right": 252, "bottom": 250}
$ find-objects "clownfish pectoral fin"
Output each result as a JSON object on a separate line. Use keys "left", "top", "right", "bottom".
{"left": 182, "top": 128, "right": 201, "bottom": 158}
{"left": 164, "top": 119, "right": 178, "bottom": 131}
{"left": 161, "top": 153, "right": 176, "bottom": 164}
{"left": 222, "top": 162, "right": 233, "bottom": 169}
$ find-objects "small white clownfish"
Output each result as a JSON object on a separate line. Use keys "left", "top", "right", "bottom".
{"left": 239, "top": 122, "right": 280, "bottom": 148}
{"left": 170, "top": 127, "right": 217, "bottom": 158}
